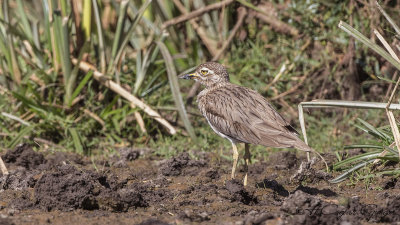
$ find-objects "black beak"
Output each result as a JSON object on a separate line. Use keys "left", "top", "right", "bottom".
{"left": 179, "top": 73, "right": 196, "bottom": 80}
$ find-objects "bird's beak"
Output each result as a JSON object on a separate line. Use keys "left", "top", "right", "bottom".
{"left": 179, "top": 73, "right": 197, "bottom": 80}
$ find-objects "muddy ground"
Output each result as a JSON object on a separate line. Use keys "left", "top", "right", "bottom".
{"left": 0, "top": 144, "right": 399, "bottom": 225}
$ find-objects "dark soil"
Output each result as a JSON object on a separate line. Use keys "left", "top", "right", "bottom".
{"left": 0, "top": 144, "right": 399, "bottom": 224}
{"left": 3, "top": 144, "right": 45, "bottom": 170}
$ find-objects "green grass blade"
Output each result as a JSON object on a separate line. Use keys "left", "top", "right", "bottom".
{"left": 333, "top": 150, "right": 381, "bottom": 170}
{"left": 377, "top": 75, "right": 396, "bottom": 84}
{"left": 343, "top": 144, "right": 384, "bottom": 149}
{"left": 82, "top": 0, "right": 92, "bottom": 40}
{"left": 330, "top": 159, "right": 375, "bottom": 183}
{"left": 359, "top": 169, "right": 400, "bottom": 180}
{"left": 60, "top": 16, "right": 73, "bottom": 105}
{"left": 70, "top": 70, "right": 93, "bottom": 104}
{"left": 69, "top": 127, "right": 84, "bottom": 153}
{"left": 47, "top": 0, "right": 62, "bottom": 72}
{"left": 375, "top": 1, "right": 400, "bottom": 36}
{"left": 157, "top": 41, "right": 196, "bottom": 141}
{"left": 134, "top": 35, "right": 167, "bottom": 95}
{"left": 384, "top": 146, "right": 399, "bottom": 155}
{"left": 42, "top": 0, "right": 52, "bottom": 58}
{"left": 8, "top": 125, "right": 35, "bottom": 148}
{"left": 377, "top": 156, "right": 399, "bottom": 162}
{"left": 0, "top": 30, "right": 12, "bottom": 76}
{"left": 16, "top": 0, "right": 33, "bottom": 42}
{"left": 109, "top": 0, "right": 152, "bottom": 73}
{"left": 12, "top": 92, "right": 48, "bottom": 116}
{"left": 339, "top": 21, "right": 400, "bottom": 72}
{"left": 108, "top": 0, "right": 129, "bottom": 73}
{"left": 357, "top": 118, "right": 392, "bottom": 141}
{"left": 51, "top": 0, "right": 73, "bottom": 104}
{"left": 91, "top": 0, "right": 106, "bottom": 73}
{"left": 67, "top": 42, "right": 90, "bottom": 106}
{"left": 3, "top": 0, "right": 21, "bottom": 84}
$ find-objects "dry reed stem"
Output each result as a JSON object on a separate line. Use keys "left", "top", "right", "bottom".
{"left": 131, "top": 104, "right": 147, "bottom": 134}
{"left": 213, "top": 7, "right": 247, "bottom": 60}
{"left": 270, "top": 73, "right": 308, "bottom": 101}
{"left": 385, "top": 72, "right": 398, "bottom": 100}
{"left": 374, "top": 29, "right": 400, "bottom": 160}
{"left": 253, "top": 12, "right": 298, "bottom": 37}
{"left": 71, "top": 0, "right": 85, "bottom": 52}
{"left": 373, "top": 142, "right": 395, "bottom": 164}
{"left": 0, "top": 157, "right": 8, "bottom": 175}
{"left": 162, "top": 0, "right": 234, "bottom": 28}
{"left": 237, "top": 0, "right": 298, "bottom": 37}
{"left": 387, "top": 110, "right": 400, "bottom": 159}
{"left": 47, "top": 0, "right": 59, "bottom": 72}
{"left": 72, "top": 58, "right": 176, "bottom": 135}
{"left": 265, "top": 40, "right": 311, "bottom": 92}
{"left": 83, "top": 108, "right": 105, "bottom": 127}
{"left": 172, "top": 0, "right": 218, "bottom": 56}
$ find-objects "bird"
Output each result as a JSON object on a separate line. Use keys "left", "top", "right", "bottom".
{"left": 180, "top": 62, "right": 325, "bottom": 186}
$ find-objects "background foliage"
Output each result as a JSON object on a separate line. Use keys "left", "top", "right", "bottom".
{"left": 0, "top": 0, "right": 399, "bottom": 170}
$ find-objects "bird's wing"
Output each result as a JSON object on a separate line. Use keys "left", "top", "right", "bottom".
{"left": 203, "top": 85, "right": 301, "bottom": 148}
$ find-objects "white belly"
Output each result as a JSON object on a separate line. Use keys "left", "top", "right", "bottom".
{"left": 205, "top": 117, "right": 238, "bottom": 144}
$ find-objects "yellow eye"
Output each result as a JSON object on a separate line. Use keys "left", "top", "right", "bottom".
{"left": 201, "top": 70, "right": 208, "bottom": 75}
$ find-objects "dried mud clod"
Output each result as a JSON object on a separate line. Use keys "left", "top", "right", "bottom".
{"left": 382, "top": 177, "right": 400, "bottom": 189}
{"left": 97, "top": 187, "right": 147, "bottom": 212}
{"left": 125, "top": 181, "right": 172, "bottom": 206}
{"left": 34, "top": 164, "right": 147, "bottom": 212}
{"left": 240, "top": 211, "right": 277, "bottom": 225}
{"left": 160, "top": 152, "right": 206, "bottom": 176}
{"left": 200, "top": 168, "right": 220, "bottom": 183}
{"left": 347, "top": 195, "right": 400, "bottom": 223}
{"left": 290, "top": 158, "right": 332, "bottom": 184}
{"left": 0, "top": 218, "right": 15, "bottom": 225}
{"left": 0, "top": 170, "right": 37, "bottom": 191}
{"left": 112, "top": 148, "right": 148, "bottom": 168}
{"left": 178, "top": 209, "right": 211, "bottom": 223}
{"left": 3, "top": 144, "right": 46, "bottom": 170}
{"left": 118, "top": 147, "right": 141, "bottom": 161}
{"left": 280, "top": 190, "right": 400, "bottom": 224}
{"left": 34, "top": 164, "right": 101, "bottom": 211}
{"left": 268, "top": 151, "right": 298, "bottom": 170}
{"left": 224, "top": 179, "right": 257, "bottom": 205}
{"left": 281, "top": 190, "right": 356, "bottom": 225}
{"left": 137, "top": 218, "right": 170, "bottom": 225}
{"left": 256, "top": 179, "right": 289, "bottom": 197}
{"left": 42, "top": 152, "right": 85, "bottom": 170}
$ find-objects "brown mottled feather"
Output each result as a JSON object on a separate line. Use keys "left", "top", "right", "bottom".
{"left": 197, "top": 83, "right": 311, "bottom": 152}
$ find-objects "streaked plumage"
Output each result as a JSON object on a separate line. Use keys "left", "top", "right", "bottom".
{"left": 180, "top": 62, "right": 321, "bottom": 186}
{"left": 197, "top": 83, "right": 313, "bottom": 151}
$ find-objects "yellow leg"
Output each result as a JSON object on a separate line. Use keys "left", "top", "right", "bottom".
{"left": 243, "top": 143, "right": 251, "bottom": 186}
{"left": 231, "top": 142, "right": 239, "bottom": 179}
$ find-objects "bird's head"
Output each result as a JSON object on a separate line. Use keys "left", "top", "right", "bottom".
{"left": 180, "top": 62, "right": 229, "bottom": 87}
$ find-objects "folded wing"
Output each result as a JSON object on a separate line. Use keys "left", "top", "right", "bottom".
{"left": 201, "top": 85, "right": 310, "bottom": 151}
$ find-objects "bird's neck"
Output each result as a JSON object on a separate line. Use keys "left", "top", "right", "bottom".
{"left": 198, "top": 81, "right": 231, "bottom": 99}
{"left": 203, "top": 80, "right": 230, "bottom": 89}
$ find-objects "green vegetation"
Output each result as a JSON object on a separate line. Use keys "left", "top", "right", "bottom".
{"left": 0, "top": 0, "right": 399, "bottom": 182}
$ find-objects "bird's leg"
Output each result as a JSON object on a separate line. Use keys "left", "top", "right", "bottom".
{"left": 231, "top": 142, "right": 239, "bottom": 179}
{"left": 243, "top": 143, "right": 251, "bottom": 186}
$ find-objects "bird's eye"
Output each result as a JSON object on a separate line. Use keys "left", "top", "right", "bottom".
{"left": 201, "top": 70, "right": 208, "bottom": 75}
